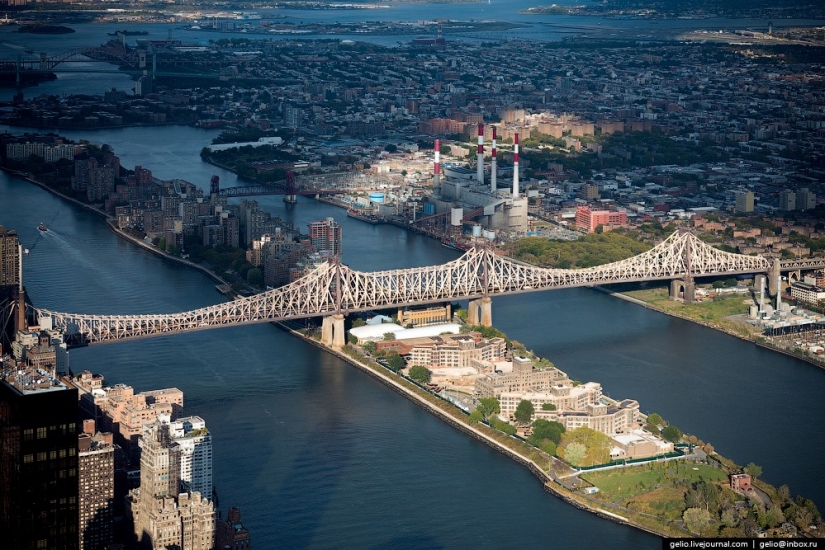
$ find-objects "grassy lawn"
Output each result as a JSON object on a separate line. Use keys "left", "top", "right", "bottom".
{"left": 625, "top": 485, "right": 688, "bottom": 521}
{"left": 622, "top": 287, "right": 761, "bottom": 338}
{"left": 582, "top": 463, "right": 729, "bottom": 503}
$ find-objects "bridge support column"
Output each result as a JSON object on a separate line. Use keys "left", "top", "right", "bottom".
{"left": 332, "top": 314, "right": 346, "bottom": 349}
{"left": 468, "top": 299, "right": 480, "bottom": 325}
{"left": 467, "top": 298, "right": 493, "bottom": 327}
{"left": 683, "top": 278, "right": 695, "bottom": 303}
{"left": 479, "top": 297, "right": 492, "bottom": 327}
{"left": 669, "top": 280, "right": 681, "bottom": 301}
{"left": 321, "top": 315, "right": 333, "bottom": 346}
{"left": 669, "top": 278, "right": 695, "bottom": 302}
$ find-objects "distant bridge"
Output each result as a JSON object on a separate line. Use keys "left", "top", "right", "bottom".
{"left": 34, "top": 231, "right": 822, "bottom": 348}
{"left": 216, "top": 171, "right": 397, "bottom": 199}
{"left": 0, "top": 46, "right": 223, "bottom": 80}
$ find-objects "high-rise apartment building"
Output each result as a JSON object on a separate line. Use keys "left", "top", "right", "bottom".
{"left": 129, "top": 418, "right": 215, "bottom": 550}
{"left": 0, "top": 225, "right": 20, "bottom": 289}
{"left": 308, "top": 217, "right": 342, "bottom": 256}
{"left": 0, "top": 360, "right": 79, "bottom": 549}
{"left": 734, "top": 190, "right": 754, "bottom": 213}
{"left": 170, "top": 416, "right": 213, "bottom": 499}
{"left": 798, "top": 188, "right": 817, "bottom": 211}
{"left": 78, "top": 425, "right": 115, "bottom": 550}
{"left": 0, "top": 226, "right": 22, "bottom": 350}
{"left": 779, "top": 189, "right": 796, "bottom": 211}
{"left": 284, "top": 105, "right": 303, "bottom": 131}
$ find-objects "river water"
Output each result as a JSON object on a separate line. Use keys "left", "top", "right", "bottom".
{"left": 1, "top": 123, "right": 824, "bottom": 548}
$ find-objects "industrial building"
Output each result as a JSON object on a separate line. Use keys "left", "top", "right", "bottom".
{"left": 424, "top": 126, "right": 530, "bottom": 238}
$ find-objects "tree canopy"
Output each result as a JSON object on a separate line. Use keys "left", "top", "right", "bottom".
{"left": 504, "top": 231, "right": 651, "bottom": 269}
{"left": 384, "top": 352, "right": 405, "bottom": 372}
{"left": 408, "top": 365, "right": 431, "bottom": 384}
{"left": 529, "top": 419, "right": 565, "bottom": 449}
{"left": 514, "top": 400, "right": 535, "bottom": 425}
{"left": 476, "top": 397, "right": 500, "bottom": 420}
{"left": 558, "top": 427, "right": 612, "bottom": 467}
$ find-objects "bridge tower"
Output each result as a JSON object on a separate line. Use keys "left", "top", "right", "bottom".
{"left": 668, "top": 229, "right": 696, "bottom": 302}
{"left": 320, "top": 257, "right": 346, "bottom": 348}
{"left": 283, "top": 172, "right": 297, "bottom": 205}
{"left": 467, "top": 246, "right": 493, "bottom": 327}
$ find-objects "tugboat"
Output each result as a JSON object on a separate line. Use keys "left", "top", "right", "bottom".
{"left": 38, "top": 222, "right": 47, "bottom": 232}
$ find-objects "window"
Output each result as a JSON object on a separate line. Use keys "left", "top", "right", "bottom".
{"left": 23, "top": 428, "right": 33, "bottom": 441}
{"left": 23, "top": 454, "right": 33, "bottom": 464}
{"left": 36, "top": 427, "right": 47, "bottom": 439}
{"left": 37, "top": 452, "right": 46, "bottom": 462}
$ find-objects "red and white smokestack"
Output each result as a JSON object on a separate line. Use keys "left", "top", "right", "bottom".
{"left": 491, "top": 126, "right": 497, "bottom": 194}
{"left": 513, "top": 132, "right": 520, "bottom": 199}
{"left": 476, "top": 123, "right": 484, "bottom": 185}
{"left": 433, "top": 139, "right": 441, "bottom": 190}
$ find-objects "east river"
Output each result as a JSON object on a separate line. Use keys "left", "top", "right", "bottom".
{"left": 1, "top": 122, "right": 824, "bottom": 547}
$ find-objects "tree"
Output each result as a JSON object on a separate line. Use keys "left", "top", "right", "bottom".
{"left": 530, "top": 419, "right": 565, "bottom": 445}
{"left": 539, "top": 440, "right": 557, "bottom": 456}
{"left": 563, "top": 442, "right": 587, "bottom": 466}
{"left": 721, "top": 508, "right": 738, "bottom": 528}
{"left": 362, "top": 341, "right": 377, "bottom": 355}
{"left": 476, "top": 397, "right": 500, "bottom": 420}
{"left": 683, "top": 507, "right": 713, "bottom": 535}
{"left": 558, "top": 427, "right": 612, "bottom": 466}
{"left": 408, "top": 365, "right": 431, "bottom": 384}
{"left": 352, "top": 318, "right": 366, "bottom": 328}
{"left": 383, "top": 332, "right": 396, "bottom": 341}
{"left": 384, "top": 352, "right": 405, "bottom": 372}
{"left": 541, "top": 402, "right": 557, "bottom": 411}
{"left": 661, "top": 424, "right": 683, "bottom": 444}
{"left": 744, "top": 462, "right": 762, "bottom": 480}
{"left": 594, "top": 224, "right": 604, "bottom": 234}
{"left": 514, "top": 400, "right": 535, "bottom": 425}
{"left": 765, "top": 505, "right": 786, "bottom": 529}
{"left": 647, "top": 413, "right": 664, "bottom": 426}
{"left": 246, "top": 267, "right": 263, "bottom": 286}
{"left": 469, "top": 409, "right": 483, "bottom": 424}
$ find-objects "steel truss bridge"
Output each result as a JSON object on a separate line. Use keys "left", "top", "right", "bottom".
{"left": 0, "top": 46, "right": 223, "bottom": 80}
{"left": 34, "top": 231, "right": 824, "bottom": 347}
{"left": 217, "top": 172, "right": 398, "bottom": 199}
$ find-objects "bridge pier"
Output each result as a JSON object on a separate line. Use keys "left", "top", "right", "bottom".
{"left": 669, "top": 277, "right": 695, "bottom": 303}
{"left": 468, "top": 297, "right": 492, "bottom": 327}
{"left": 321, "top": 315, "right": 333, "bottom": 346}
{"left": 321, "top": 314, "right": 347, "bottom": 349}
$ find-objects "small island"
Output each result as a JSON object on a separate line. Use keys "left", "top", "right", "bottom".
{"left": 17, "top": 24, "right": 75, "bottom": 34}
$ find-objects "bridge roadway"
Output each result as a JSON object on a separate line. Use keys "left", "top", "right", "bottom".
{"left": 33, "top": 231, "right": 825, "bottom": 348}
